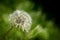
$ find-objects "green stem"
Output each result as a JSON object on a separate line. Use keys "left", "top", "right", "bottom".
{"left": 2, "top": 26, "right": 13, "bottom": 40}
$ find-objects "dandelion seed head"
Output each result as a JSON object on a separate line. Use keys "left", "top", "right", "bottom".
{"left": 9, "top": 10, "right": 32, "bottom": 32}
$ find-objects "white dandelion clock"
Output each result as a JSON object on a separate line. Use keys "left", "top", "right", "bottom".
{"left": 9, "top": 10, "right": 32, "bottom": 32}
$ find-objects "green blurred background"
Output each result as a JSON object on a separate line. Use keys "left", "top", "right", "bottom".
{"left": 0, "top": 0, "right": 60, "bottom": 40}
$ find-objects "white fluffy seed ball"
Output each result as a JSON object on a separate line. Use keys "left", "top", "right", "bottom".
{"left": 9, "top": 10, "right": 32, "bottom": 32}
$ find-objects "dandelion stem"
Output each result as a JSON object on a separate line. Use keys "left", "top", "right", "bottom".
{"left": 2, "top": 26, "right": 14, "bottom": 40}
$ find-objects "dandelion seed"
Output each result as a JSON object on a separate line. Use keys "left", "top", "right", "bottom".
{"left": 9, "top": 10, "right": 32, "bottom": 32}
